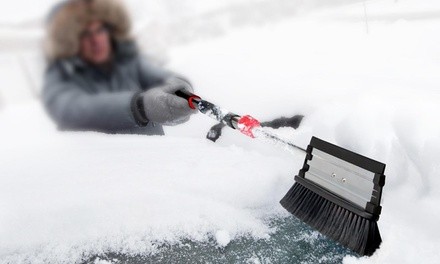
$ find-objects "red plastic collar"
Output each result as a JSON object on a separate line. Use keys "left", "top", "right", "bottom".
{"left": 188, "top": 95, "right": 201, "bottom": 109}
{"left": 237, "top": 115, "right": 261, "bottom": 138}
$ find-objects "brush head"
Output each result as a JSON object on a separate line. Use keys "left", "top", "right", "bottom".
{"left": 280, "top": 137, "right": 386, "bottom": 256}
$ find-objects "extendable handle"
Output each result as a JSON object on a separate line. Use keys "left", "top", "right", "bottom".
{"left": 175, "top": 90, "right": 306, "bottom": 152}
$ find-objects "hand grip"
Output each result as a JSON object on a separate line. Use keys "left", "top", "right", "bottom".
{"left": 175, "top": 90, "right": 201, "bottom": 110}
{"left": 175, "top": 89, "right": 194, "bottom": 100}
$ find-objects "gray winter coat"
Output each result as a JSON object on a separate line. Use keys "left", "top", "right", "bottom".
{"left": 42, "top": 42, "right": 175, "bottom": 135}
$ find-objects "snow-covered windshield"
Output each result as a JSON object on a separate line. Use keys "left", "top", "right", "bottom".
{"left": 1, "top": 0, "right": 439, "bottom": 263}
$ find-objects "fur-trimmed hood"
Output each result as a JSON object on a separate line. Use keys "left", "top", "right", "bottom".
{"left": 45, "top": 0, "right": 132, "bottom": 62}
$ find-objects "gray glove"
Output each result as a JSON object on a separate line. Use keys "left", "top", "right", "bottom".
{"left": 133, "top": 78, "right": 197, "bottom": 126}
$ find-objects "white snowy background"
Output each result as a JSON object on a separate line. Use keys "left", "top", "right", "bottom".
{"left": 1, "top": 0, "right": 440, "bottom": 263}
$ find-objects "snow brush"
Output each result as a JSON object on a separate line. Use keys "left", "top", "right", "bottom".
{"left": 175, "top": 90, "right": 386, "bottom": 256}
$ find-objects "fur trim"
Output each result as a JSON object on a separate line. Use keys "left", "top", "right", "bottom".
{"left": 45, "top": 0, "right": 132, "bottom": 61}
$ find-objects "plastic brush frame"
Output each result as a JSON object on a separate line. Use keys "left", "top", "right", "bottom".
{"left": 297, "top": 137, "right": 386, "bottom": 220}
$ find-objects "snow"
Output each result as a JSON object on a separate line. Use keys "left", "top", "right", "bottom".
{"left": 1, "top": 0, "right": 440, "bottom": 263}
{"left": 93, "top": 258, "right": 118, "bottom": 264}
{"left": 0, "top": 104, "right": 296, "bottom": 263}
{"left": 215, "top": 230, "right": 231, "bottom": 247}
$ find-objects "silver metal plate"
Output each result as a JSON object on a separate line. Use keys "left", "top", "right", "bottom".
{"left": 304, "top": 149, "right": 375, "bottom": 209}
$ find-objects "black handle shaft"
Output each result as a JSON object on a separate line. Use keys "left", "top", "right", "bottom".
{"left": 175, "top": 89, "right": 196, "bottom": 100}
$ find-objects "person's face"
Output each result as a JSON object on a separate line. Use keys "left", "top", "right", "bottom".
{"left": 79, "top": 21, "right": 112, "bottom": 65}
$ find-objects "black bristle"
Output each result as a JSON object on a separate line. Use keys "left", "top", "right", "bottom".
{"left": 280, "top": 182, "right": 382, "bottom": 256}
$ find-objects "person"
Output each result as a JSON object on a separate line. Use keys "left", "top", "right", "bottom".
{"left": 42, "top": 0, "right": 197, "bottom": 135}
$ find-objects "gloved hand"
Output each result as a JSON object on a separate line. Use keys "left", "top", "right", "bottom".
{"left": 133, "top": 78, "right": 197, "bottom": 126}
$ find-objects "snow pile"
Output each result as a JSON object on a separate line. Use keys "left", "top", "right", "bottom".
{"left": 215, "top": 230, "right": 231, "bottom": 247}
{"left": 1, "top": 0, "right": 440, "bottom": 263}
{"left": 0, "top": 104, "right": 297, "bottom": 263}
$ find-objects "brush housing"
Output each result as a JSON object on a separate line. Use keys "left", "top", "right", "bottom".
{"left": 281, "top": 137, "right": 386, "bottom": 256}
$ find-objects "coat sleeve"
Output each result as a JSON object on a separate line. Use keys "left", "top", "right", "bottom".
{"left": 136, "top": 56, "right": 190, "bottom": 89}
{"left": 42, "top": 66, "right": 141, "bottom": 132}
